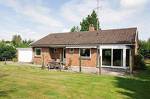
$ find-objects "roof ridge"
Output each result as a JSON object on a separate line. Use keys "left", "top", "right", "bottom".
{"left": 47, "top": 27, "right": 137, "bottom": 35}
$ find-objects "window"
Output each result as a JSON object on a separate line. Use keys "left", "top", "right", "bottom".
{"left": 50, "top": 48, "right": 57, "bottom": 53}
{"left": 35, "top": 48, "right": 41, "bottom": 56}
{"left": 80, "top": 48, "right": 91, "bottom": 58}
{"left": 102, "top": 48, "right": 127, "bottom": 67}
{"left": 63, "top": 48, "right": 66, "bottom": 58}
{"left": 69, "top": 48, "right": 74, "bottom": 54}
{"left": 126, "top": 49, "right": 130, "bottom": 67}
{"left": 102, "top": 49, "right": 111, "bottom": 66}
{"left": 113, "top": 49, "right": 123, "bottom": 66}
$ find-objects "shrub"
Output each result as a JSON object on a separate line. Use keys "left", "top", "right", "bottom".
{"left": 0, "top": 42, "right": 16, "bottom": 61}
{"left": 139, "top": 40, "right": 150, "bottom": 59}
{"left": 134, "top": 54, "right": 146, "bottom": 70}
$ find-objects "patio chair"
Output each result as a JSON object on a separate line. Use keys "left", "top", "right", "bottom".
{"left": 47, "top": 59, "right": 55, "bottom": 70}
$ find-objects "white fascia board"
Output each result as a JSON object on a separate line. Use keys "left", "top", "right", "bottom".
{"left": 66, "top": 44, "right": 132, "bottom": 49}
{"left": 99, "top": 44, "right": 131, "bottom": 49}
{"left": 17, "top": 48, "right": 32, "bottom": 51}
{"left": 66, "top": 45, "right": 97, "bottom": 48}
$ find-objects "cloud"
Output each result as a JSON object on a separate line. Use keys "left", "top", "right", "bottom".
{"left": 0, "top": 0, "right": 149, "bottom": 41}
{"left": 0, "top": 0, "right": 65, "bottom": 41}
{"left": 62, "top": 28, "right": 70, "bottom": 32}
{"left": 0, "top": 0, "right": 63, "bottom": 27}
{"left": 60, "top": 0, "right": 150, "bottom": 40}
{"left": 60, "top": 0, "right": 138, "bottom": 25}
{"left": 120, "top": 0, "right": 148, "bottom": 8}
{"left": 60, "top": 0, "right": 96, "bottom": 24}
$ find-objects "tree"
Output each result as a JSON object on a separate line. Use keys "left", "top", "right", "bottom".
{"left": 80, "top": 10, "right": 100, "bottom": 31}
{"left": 148, "top": 38, "right": 150, "bottom": 42}
{"left": 0, "top": 41, "right": 16, "bottom": 61}
{"left": 139, "top": 39, "right": 150, "bottom": 59}
{"left": 70, "top": 26, "right": 80, "bottom": 32}
{"left": 19, "top": 39, "right": 33, "bottom": 48}
{"left": 12, "top": 35, "right": 22, "bottom": 47}
{"left": 12, "top": 35, "right": 33, "bottom": 48}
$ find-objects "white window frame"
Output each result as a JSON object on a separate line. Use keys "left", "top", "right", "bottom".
{"left": 101, "top": 48, "right": 112, "bottom": 66}
{"left": 112, "top": 49, "right": 123, "bottom": 67}
{"left": 100, "top": 45, "right": 131, "bottom": 68}
{"left": 125, "top": 49, "right": 131, "bottom": 67}
{"left": 79, "top": 48, "right": 91, "bottom": 59}
{"left": 35, "top": 48, "right": 41, "bottom": 56}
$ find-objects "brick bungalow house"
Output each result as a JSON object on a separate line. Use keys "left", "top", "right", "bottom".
{"left": 31, "top": 27, "right": 138, "bottom": 73}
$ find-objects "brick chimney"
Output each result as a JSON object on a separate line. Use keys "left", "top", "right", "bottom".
{"left": 88, "top": 24, "right": 95, "bottom": 31}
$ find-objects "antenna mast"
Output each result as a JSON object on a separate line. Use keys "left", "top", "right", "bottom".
{"left": 96, "top": 0, "right": 101, "bottom": 30}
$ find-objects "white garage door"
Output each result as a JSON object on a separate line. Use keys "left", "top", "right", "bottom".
{"left": 18, "top": 48, "right": 33, "bottom": 62}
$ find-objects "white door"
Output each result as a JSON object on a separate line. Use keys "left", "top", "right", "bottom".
{"left": 18, "top": 48, "right": 33, "bottom": 62}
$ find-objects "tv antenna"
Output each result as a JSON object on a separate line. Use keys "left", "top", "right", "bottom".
{"left": 96, "top": 0, "right": 102, "bottom": 30}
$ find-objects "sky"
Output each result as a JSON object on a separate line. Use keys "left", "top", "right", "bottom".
{"left": 0, "top": 0, "right": 150, "bottom": 41}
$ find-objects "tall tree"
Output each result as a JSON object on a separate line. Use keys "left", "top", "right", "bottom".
{"left": 19, "top": 39, "right": 33, "bottom": 48}
{"left": 80, "top": 10, "right": 100, "bottom": 31}
{"left": 12, "top": 35, "right": 22, "bottom": 47}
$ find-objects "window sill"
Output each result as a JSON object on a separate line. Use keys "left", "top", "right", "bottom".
{"left": 80, "top": 57, "right": 91, "bottom": 60}
{"left": 34, "top": 55, "right": 41, "bottom": 58}
{"left": 99, "top": 65, "right": 128, "bottom": 69}
{"left": 69, "top": 52, "right": 74, "bottom": 54}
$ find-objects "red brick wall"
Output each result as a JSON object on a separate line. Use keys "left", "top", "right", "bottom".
{"left": 33, "top": 47, "right": 97, "bottom": 67}
{"left": 33, "top": 48, "right": 63, "bottom": 65}
{"left": 33, "top": 48, "right": 51, "bottom": 65}
{"left": 66, "top": 48, "right": 97, "bottom": 67}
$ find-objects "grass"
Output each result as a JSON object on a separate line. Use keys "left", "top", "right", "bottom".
{"left": 145, "top": 59, "right": 150, "bottom": 64}
{"left": 0, "top": 63, "right": 150, "bottom": 99}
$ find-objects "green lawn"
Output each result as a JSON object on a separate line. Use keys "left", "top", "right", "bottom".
{"left": 0, "top": 63, "right": 150, "bottom": 99}
{"left": 145, "top": 59, "right": 150, "bottom": 64}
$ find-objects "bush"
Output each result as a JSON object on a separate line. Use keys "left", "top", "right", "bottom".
{"left": 134, "top": 54, "right": 146, "bottom": 70}
{"left": 0, "top": 42, "right": 16, "bottom": 61}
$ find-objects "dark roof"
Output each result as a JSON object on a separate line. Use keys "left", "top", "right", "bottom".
{"left": 31, "top": 27, "right": 137, "bottom": 47}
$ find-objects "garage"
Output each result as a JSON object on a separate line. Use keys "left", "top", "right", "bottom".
{"left": 17, "top": 48, "right": 33, "bottom": 63}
